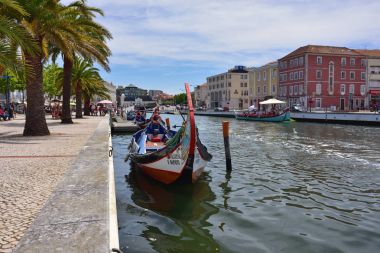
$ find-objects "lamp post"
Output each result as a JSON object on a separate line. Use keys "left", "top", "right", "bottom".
{"left": 1, "top": 74, "right": 12, "bottom": 111}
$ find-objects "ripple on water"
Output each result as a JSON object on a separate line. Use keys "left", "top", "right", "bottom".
{"left": 113, "top": 117, "right": 380, "bottom": 253}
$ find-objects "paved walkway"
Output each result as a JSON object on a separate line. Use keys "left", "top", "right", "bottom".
{"left": 0, "top": 115, "right": 103, "bottom": 253}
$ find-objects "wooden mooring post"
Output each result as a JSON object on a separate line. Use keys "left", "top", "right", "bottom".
{"left": 222, "top": 121, "right": 232, "bottom": 172}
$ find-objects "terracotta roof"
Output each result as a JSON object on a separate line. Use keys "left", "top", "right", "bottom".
{"left": 280, "top": 45, "right": 361, "bottom": 60}
{"left": 354, "top": 49, "right": 380, "bottom": 57}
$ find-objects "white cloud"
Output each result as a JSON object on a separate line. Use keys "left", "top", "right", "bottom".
{"left": 62, "top": 0, "right": 380, "bottom": 68}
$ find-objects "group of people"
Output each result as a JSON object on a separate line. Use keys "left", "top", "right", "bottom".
{"left": 132, "top": 107, "right": 167, "bottom": 142}
{"left": 90, "top": 104, "right": 108, "bottom": 116}
{"left": 0, "top": 104, "right": 15, "bottom": 121}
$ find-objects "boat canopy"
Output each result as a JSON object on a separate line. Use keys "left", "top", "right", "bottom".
{"left": 259, "top": 98, "right": 286, "bottom": 105}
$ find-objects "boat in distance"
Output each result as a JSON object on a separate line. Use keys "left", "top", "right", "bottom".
{"left": 127, "top": 83, "right": 212, "bottom": 184}
{"left": 235, "top": 98, "right": 290, "bottom": 122}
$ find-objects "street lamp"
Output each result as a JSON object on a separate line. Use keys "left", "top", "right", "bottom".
{"left": 1, "top": 73, "right": 12, "bottom": 111}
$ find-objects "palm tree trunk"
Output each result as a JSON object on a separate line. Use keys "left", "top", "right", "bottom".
{"left": 23, "top": 50, "right": 50, "bottom": 136}
{"left": 83, "top": 96, "right": 91, "bottom": 116}
{"left": 75, "top": 82, "right": 83, "bottom": 118}
{"left": 61, "top": 55, "right": 73, "bottom": 124}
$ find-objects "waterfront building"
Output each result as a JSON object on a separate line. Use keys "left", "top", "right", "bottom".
{"left": 93, "top": 81, "right": 117, "bottom": 104}
{"left": 207, "top": 66, "right": 250, "bottom": 110}
{"left": 355, "top": 50, "right": 380, "bottom": 108}
{"left": 194, "top": 83, "right": 209, "bottom": 108}
{"left": 148, "top": 90, "right": 163, "bottom": 100}
{"left": 278, "top": 45, "right": 366, "bottom": 111}
{"left": 248, "top": 62, "right": 278, "bottom": 109}
{"left": 124, "top": 84, "right": 148, "bottom": 98}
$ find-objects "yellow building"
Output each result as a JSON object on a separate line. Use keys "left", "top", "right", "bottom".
{"left": 207, "top": 66, "right": 250, "bottom": 110}
{"left": 248, "top": 62, "right": 278, "bottom": 108}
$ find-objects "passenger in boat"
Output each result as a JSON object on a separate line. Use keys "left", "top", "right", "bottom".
{"left": 146, "top": 115, "right": 167, "bottom": 141}
{"left": 135, "top": 111, "right": 145, "bottom": 123}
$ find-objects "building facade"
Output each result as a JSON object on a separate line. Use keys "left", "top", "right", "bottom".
{"left": 148, "top": 90, "right": 163, "bottom": 100}
{"left": 278, "top": 45, "right": 366, "bottom": 111}
{"left": 194, "top": 83, "right": 209, "bottom": 108}
{"left": 125, "top": 84, "right": 148, "bottom": 98}
{"left": 207, "top": 66, "right": 250, "bottom": 110}
{"left": 356, "top": 50, "right": 380, "bottom": 108}
{"left": 249, "top": 62, "right": 278, "bottom": 108}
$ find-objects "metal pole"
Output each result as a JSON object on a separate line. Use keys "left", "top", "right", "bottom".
{"left": 223, "top": 121, "right": 232, "bottom": 172}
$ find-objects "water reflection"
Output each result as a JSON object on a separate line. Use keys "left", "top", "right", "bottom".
{"left": 126, "top": 164, "right": 220, "bottom": 253}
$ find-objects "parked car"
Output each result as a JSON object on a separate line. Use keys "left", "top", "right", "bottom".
{"left": 214, "top": 107, "right": 224, "bottom": 112}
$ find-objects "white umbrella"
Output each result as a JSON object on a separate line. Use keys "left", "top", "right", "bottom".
{"left": 259, "top": 98, "right": 286, "bottom": 105}
{"left": 97, "top": 100, "right": 113, "bottom": 104}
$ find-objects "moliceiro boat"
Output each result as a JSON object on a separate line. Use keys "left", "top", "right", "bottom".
{"left": 127, "top": 84, "right": 212, "bottom": 184}
{"left": 235, "top": 98, "right": 290, "bottom": 122}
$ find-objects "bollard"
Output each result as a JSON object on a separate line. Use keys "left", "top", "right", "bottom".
{"left": 222, "top": 121, "right": 232, "bottom": 172}
{"left": 165, "top": 118, "right": 171, "bottom": 130}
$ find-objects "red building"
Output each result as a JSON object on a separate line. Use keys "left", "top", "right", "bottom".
{"left": 278, "top": 45, "right": 367, "bottom": 111}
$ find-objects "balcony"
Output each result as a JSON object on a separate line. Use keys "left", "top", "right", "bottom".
{"left": 369, "top": 81, "right": 380, "bottom": 89}
{"left": 370, "top": 73, "right": 380, "bottom": 80}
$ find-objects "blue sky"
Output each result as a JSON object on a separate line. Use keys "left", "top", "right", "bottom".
{"left": 62, "top": 0, "right": 380, "bottom": 94}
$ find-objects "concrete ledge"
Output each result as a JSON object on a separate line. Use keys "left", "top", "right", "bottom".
{"left": 13, "top": 117, "right": 119, "bottom": 253}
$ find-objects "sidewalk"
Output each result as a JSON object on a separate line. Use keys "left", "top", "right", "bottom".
{"left": 0, "top": 115, "right": 103, "bottom": 253}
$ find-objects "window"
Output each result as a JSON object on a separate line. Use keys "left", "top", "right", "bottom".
{"left": 262, "top": 86, "right": 266, "bottom": 93}
{"left": 294, "top": 72, "right": 299, "bottom": 80}
{"left": 349, "top": 84, "right": 355, "bottom": 94}
{"left": 257, "top": 87, "right": 260, "bottom": 94}
{"left": 328, "top": 62, "right": 334, "bottom": 95}
{"left": 244, "top": 83, "right": 247, "bottom": 87}
{"left": 299, "top": 71, "right": 303, "bottom": 79}
{"left": 228, "top": 74, "right": 231, "bottom": 79}
{"left": 341, "top": 57, "right": 346, "bottom": 66}
{"left": 317, "top": 56, "right": 322, "bottom": 65}
{"left": 316, "top": 83, "right": 321, "bottom": 95}
{"left": 217, "top": 84, "right": 219, "bottom": 88}
{"left": 316, "top": 70, "right": 322, "bottom": 79}
{"left": 258, "top": 72, "right": 261, "bottom": 81}
{"left": 299, "top": 84, "right": 303, "bottom": 95}
{"left": 263, "top": 71, "right": 267, "bottom": 81}
{"left": 221, "top": 75, "right": 224, "bottom": 80}
{"left": 360, "top": 85, "right": 365, "bottom": 95}
{"left": 361, "top": 59, "right": 366, "bottom": 67}
{"left": 340, "top": 84, "right": 346, "bottom": 95}
{"left": 294, "top": 84, "right": 298, "bottom": 95}
{"left": 299, "top": 57, "right": 304, "bottom": 65}
{"left": 290, "top": 72, "right": 294, "bottom": 80}
{"left": 341, "top": 71, "right": 346, "bottom": 79}
{"left": 221, "top": 83, "right": 224, "bottom": 88}
{"left": 228, "top": 82, "right": 231, "bottom": 87}
{"left": 316, "top": 98, "right": 321, "bottom": 108}
{"left": 272, "top": 85, "right": 276, "bottom": 93}
{"left": 289, "top": 86, "right": 293, "bottom": 95}
{"left": 295, "top": 58, "right": 299, "bottom": 67}
{"left": 350, "top": 71, "right": 355, "bottom": 80}
{"left": 272, "top": 69, "right": 277, "bottom": 78}
{"left": 240, "top": 75, "right": 244, "bottom": 79}
{"left": 240, "top": 83, "right": 243, "bottom": 87}
{"left": 284, "top": 73, "right": 287, "bottom": 81}
{"left": 350, "top": 58, "right": 355, "bottom": 66}
{"left": 234, "top": 89, "right": 238, "bottom": 94}
{"left": 361, "top": 72, "right": 366, "bottom": 80}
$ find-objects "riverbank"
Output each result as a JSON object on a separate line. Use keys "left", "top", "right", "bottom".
{"left": 0, "top": 115, "right": 118, "bottom": 252}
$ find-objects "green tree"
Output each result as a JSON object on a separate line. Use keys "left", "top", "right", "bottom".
{"left": 174, "top": 93, "right": 187, "bottom": 105}
{"left": 43, "top": 63, "right": 61, "bottom": 99}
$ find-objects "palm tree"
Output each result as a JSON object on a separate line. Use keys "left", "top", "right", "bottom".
{"left": 71, "top": 58, "right": 109, "bottom": 118}
{"left": 57, "top": 0, "right": 112, "bottom": 123}
{"left": 14, "top": 0, "right": 85, "bottom": 135}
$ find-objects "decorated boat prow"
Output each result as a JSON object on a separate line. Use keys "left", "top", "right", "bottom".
{"left": 127, "top": 83, "right": 212, "bottom": 184}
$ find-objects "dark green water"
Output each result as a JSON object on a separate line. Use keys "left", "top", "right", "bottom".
{"left": 112, "top": 115, "right": 380, "bottom": 253}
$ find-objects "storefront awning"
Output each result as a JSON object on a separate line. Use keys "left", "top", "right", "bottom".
{"left": 369, "top": 90, "right": 380, "bottom": 95}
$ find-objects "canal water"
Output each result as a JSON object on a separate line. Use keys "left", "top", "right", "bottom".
{"left": 112, "top": 115, "right": 380, "bottom": 253}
